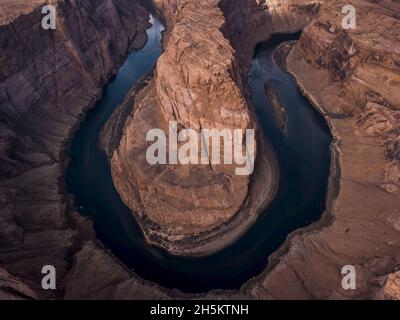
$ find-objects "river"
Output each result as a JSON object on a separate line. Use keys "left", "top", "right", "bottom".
{"left": 66, "top": 17, "right": 332, "bottom": 293}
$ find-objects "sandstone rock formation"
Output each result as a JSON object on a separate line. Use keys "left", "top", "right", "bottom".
{"left": 110, "top": 0, "right": 279, "bottom": 256}
{"left": 134, "top": 0, "right": 399, "bottom": 299}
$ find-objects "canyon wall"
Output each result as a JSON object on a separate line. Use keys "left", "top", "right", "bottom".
{"left": 0, "top": 0, "right": 152, "bottom": 298}
{"left": 244, "top": 0, "right": 400, "bottom": 299}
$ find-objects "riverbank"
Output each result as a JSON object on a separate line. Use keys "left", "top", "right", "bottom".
{"left": 100, "top": 70, "right": 156, "bottom": 159}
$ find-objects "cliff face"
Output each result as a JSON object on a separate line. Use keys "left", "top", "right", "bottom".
{"left": 220, "top": 0, "right": 321, "bottom": 71}
{"left": 377, "top": 271, "right": 400, "bottom": 300}
{"left": 245, "top": 0, "right": 400, "bottom": 299}
{"left": 110, "top": 0, "right": 279, "bottom": 256}
{"left": 108, "top": 1, "right": 320, "bottom": 257}
{"left": 0, "top": 0, "right": 150, "bottom": 298}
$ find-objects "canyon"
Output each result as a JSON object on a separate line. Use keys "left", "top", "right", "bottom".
{"left": 0, "top": 0, "right": 399, "bottom": 300}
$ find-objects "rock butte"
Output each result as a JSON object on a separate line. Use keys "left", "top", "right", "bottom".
{"left": 0, "top": 0, "right": 398, "bottom": 299}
